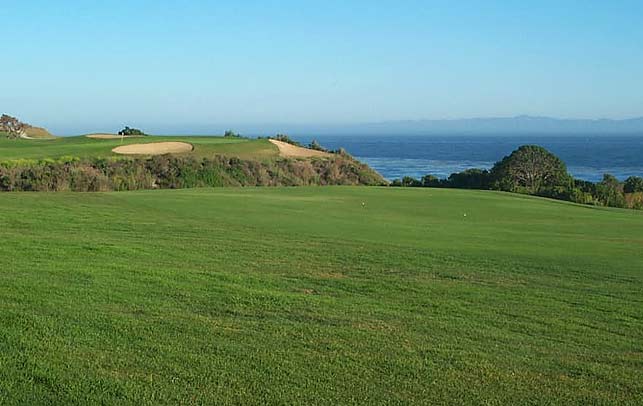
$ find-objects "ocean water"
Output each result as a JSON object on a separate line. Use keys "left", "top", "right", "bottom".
{"left": 294, "top": 135, "right": 643, "bottom": 182}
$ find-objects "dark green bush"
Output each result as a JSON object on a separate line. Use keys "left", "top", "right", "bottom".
{"left": 595, "top": 174, "right": 626, "bottom": 208}
{"left": 118, "top": 126, "right": 146, "bottom": 136}
{"left": 224, "top": 130, "right": 242, "bottom": 138}
{"left": 624, "top": 176, "right": 643, "bottom": 193}
{"left": 448, "top": 169, "right": 491, "bottom": 189}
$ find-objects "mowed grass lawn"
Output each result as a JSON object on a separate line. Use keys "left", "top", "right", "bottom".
{"left": 0, "top": 136, "right": 278, "bottom": 160}
{"left": 0, "top": 187, "right": 642, "bottom": 404}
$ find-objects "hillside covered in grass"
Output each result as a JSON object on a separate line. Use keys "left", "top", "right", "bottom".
{"left": 0, "top": 187, "right": 642, "bottom": 404}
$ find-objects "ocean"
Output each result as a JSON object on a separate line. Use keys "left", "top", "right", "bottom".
{"left": 293, "top": 135, "right": 643, "bottom": 182}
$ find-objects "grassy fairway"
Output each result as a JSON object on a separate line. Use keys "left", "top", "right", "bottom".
{"left": 0, "top": 187, "right": 642, "bottom": 404}
{"left": 0, "top": 135, "right": 278, "bottom": 160}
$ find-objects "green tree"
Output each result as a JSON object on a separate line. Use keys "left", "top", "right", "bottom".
{"left": 596, "top": 174, "right": 626, "bottom": 208}
{"left": 118, "top": 126, "right": 146, "bottom": 136}
{"left": 448, "top": 168, "right": 491, "bottom": 189}
{"left": 401, "top": 176, "right": 422, "bottom": 187}
{"left": 224, "top": 130, "right": 241, "bottom": 138}
{"left": 490, "top": 145, "right": 571, "bottom": 195}
{"left": 421, "top": 174, "right": 444, "bottom": 187}
{"left": 569, "top": 188, "right": 596, "bottom": 205}
{"left": 623, "top": 176, "right": 643, "bottom": 193}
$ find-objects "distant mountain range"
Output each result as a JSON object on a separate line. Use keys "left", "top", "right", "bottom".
{"left": 50, "top": 115, "right": 643, "bottom": 137}
{"left": 310, "top": 116, "right": 643, "bottom": 136}
{"left": 200, "top": 115, "right": 643, "bottom": 137}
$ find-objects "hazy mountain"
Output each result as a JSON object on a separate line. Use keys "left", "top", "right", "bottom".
{"left": 198, "top": 116, "right": 643, "bottom": 137}
{"left": 51, "top": 116, "right": 643, "bottom": 137}
{"left": 320, "top": 116, "right": 643, "bottom": 136}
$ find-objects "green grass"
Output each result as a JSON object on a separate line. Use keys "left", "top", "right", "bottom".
{"left": 1, "top": 187, "right": 642, "bottom": 404}
{"left": 0, "top": 135, "right": 278, "bottom": 160}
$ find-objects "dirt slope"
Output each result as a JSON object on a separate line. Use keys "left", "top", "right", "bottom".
{"left": 269, "top": 139, "right": 331, "bottom": 158}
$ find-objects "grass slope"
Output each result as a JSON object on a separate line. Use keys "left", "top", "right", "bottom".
{"left": 0, "top": 136, "right": 278, "bottom": 160}
{"left": 24, "top": 126, "right": 55, "bottom": 139}
{"left": 0, "top": 187, "right": 642, "bottom": 404}
{"left": 0, "top": 128, "right": 54, "bottom": 140}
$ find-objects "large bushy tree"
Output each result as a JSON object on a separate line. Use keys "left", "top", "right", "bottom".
{"left": 490, "top": 145, "right": 571, "bottom": 195}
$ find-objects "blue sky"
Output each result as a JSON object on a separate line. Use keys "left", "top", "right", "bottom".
{"left": 3, "top": 0, "right": 643, "bottom": 134}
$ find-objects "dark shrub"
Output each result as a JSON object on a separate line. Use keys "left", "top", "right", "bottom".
{"left": 596, "top": 174, "right": 626, "bottom": 208}
{"left": 624, "top": 176, "right": 643, "bottom": 193}
{"left": 224, "top": 130, "right": 242, "bottom": 138}
{"left": 118, "top": 126, "right": 146, "bottom": 136}
{"left": 448, "top": 169, "right": 491, "bottom": 189}
{"left": 421, "top": 175, "right": 444, "bottom": 188}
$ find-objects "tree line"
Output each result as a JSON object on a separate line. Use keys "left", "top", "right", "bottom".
{"left": 391, "top": 145, "right": 643, "bottom": 210}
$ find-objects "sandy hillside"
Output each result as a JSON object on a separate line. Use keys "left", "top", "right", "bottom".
{"left": 112, "top": 142, "right": 193, "bottom": 155}
{"left": 269, "top": 139, "right": 331, "bottom": 158}
{"left": 24, "top": 126, "right": 54, "bottom": 139}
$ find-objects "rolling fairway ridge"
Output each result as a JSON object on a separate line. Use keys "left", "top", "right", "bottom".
{"left": 0, "top": 187, "right": 642, "bottom": 404}
{"left": 0, "top": 135, "right": 279, "bottom": 161}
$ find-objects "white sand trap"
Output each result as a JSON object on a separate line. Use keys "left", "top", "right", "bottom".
{"left": 112, "top": 142, "right": 194, "bottom": 155}
{"left": 87, "top": 134, "right": 134, "bottom": 139}
{"left": 269, "top": 139, "right": 331, "bottom": 158}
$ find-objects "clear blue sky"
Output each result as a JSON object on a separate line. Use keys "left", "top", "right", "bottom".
{"left": 3, "top": 0, "right": 643, "bottom": 134}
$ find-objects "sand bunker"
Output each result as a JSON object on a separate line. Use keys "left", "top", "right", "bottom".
{"left": 87, "top": 134, "right": 134, "bottom": 139}
{"left": 269, "top": 139, "right": 331, "bottom": 158}
{"left": 112, "top": 142, "right": 194, "bottom": 155}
